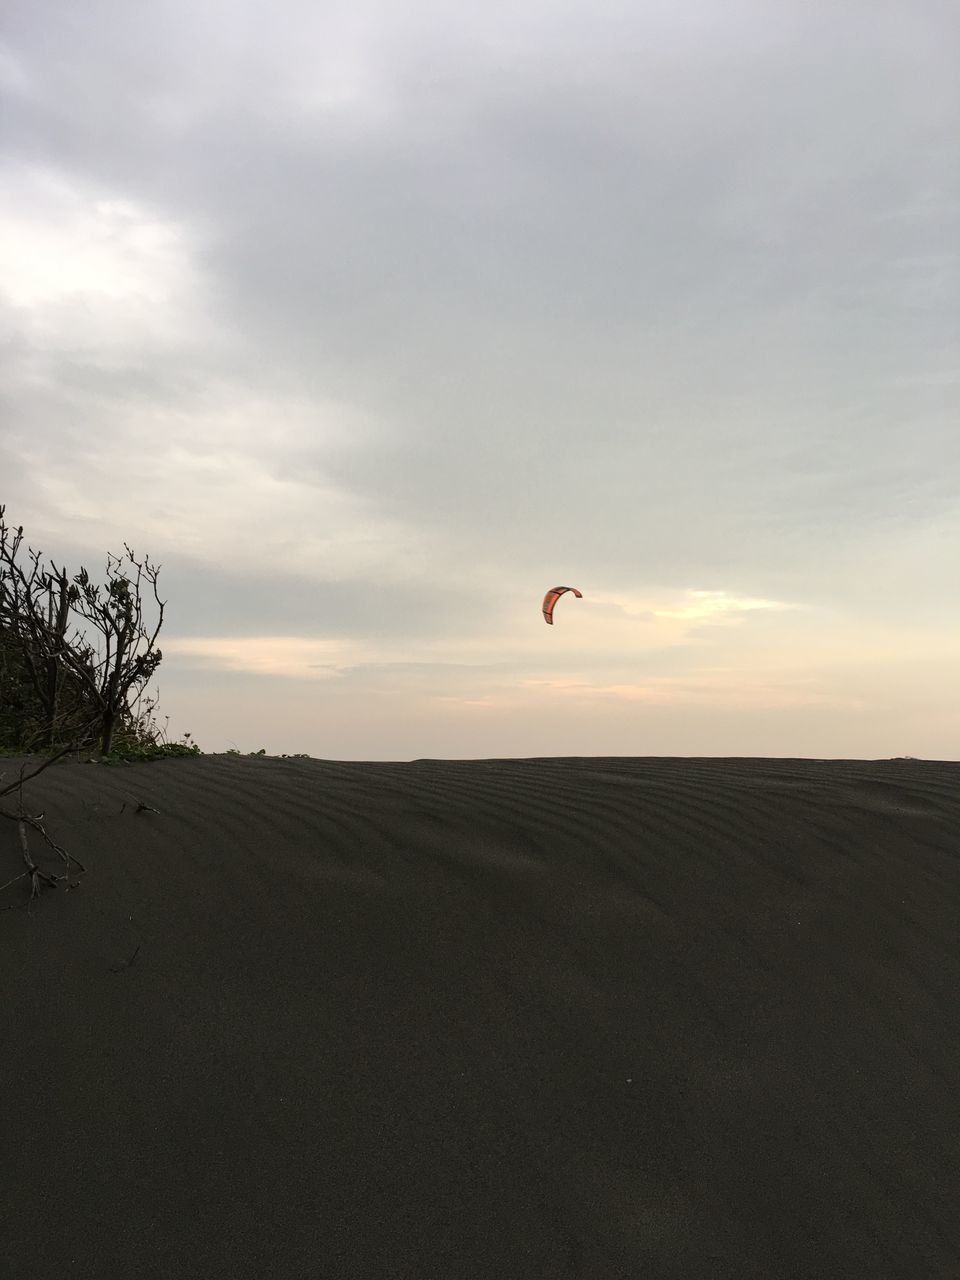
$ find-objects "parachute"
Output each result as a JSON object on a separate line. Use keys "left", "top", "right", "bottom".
{"left": 542, "top": 585, "right": 582, "bottom": 625}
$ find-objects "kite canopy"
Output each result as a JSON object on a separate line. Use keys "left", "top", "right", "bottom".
{"left": 542, "top": 585, "right": 582, "bottom": 625}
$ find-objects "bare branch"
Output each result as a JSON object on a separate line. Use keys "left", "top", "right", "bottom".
{"left": 0, "top": 755, "right": 85, "bottom": 907}
{"left": 0, "top": 743, "right": 74, "bottom": 799}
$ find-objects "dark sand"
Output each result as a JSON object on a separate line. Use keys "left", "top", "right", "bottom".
{"left": 2, "top": 754, "right": 959, "bottom": 1278}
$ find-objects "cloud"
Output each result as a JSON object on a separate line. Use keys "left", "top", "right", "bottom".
{"left": 0, "top": 166, "right": 216, "bottom": 354}
{"left": 156, "top": 586, "right": 805, "bottom": 686}
{"left": 649, "top": 590, "right": 796, "bottom": 622}
{"left": 517, "top": 672, "right": 866, "bottom": 712}
{"left": 2, "top": 0, "right": 957, "bottom": 757}
{"left": 161, "top": 635, "right": 350, "bottom": 679}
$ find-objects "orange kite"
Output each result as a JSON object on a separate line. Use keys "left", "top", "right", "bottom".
{"left": 542, "top": 585, "right": 582, "bottom": 625}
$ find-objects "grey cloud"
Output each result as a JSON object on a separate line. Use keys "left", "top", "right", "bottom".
{"left": 3, "top": 0, "right": 958, "bottom": 659}
{"left": 157, "top": 558, "right": 506, "bottom": 640}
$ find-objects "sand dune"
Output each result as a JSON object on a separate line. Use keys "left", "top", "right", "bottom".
{"left": 2, "top": 754, "right": 959, "bottom": 1277}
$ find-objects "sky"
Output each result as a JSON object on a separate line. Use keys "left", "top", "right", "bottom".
{"left": 1, "top": 0, "right": 958, "bottom": 760}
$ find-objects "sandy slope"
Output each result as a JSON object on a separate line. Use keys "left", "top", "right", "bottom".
{"left": 2, "top": 754, "right": 959, "bottom": 1278}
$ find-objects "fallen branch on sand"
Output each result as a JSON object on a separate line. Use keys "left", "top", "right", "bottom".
{"left": 120, "top": 798, "right": 161, "bottom": 815}
{"left": 109, "top": 942, "right": 141, "bottom": 973}
{"left": 0, "top": 748, "right": 86, "bottom": 908}
{"left": 0, "top": 751, "right": 164, "bottom": 908}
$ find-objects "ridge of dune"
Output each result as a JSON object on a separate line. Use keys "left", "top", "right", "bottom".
{"left": 2, "top": 755, "right": 959, "bottom": 1278}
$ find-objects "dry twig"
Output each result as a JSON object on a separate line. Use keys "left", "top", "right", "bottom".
{"left": 109, "top": 943, "right": 141, "bottom": 973}
{"left": 0, "top": 755, "right": 85, "bottom": 908}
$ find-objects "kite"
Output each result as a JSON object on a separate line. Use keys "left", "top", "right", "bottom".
{"left": 542, "top": 585, "right": 582, "bottom": 625}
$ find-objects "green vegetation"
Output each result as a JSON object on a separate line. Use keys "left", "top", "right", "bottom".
{"left": 1, "top": 509, "right": 317, "bottom": 769}
{"left": 0, "top": 737, "right": 314, "bottom": 766}
{"left": 82, "top": 744, "right": 312, "bottom": 766}
{"left": 0, "top": 505, "right": 165, "bottom": 756}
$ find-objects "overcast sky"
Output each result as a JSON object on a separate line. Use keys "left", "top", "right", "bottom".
{"left": 2, "top": 1, "right": 957, "bottom": 759}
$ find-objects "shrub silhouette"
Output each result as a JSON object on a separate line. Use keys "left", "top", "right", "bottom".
{"left": 0, "top": 505, "right": 166, "bottom": 756}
